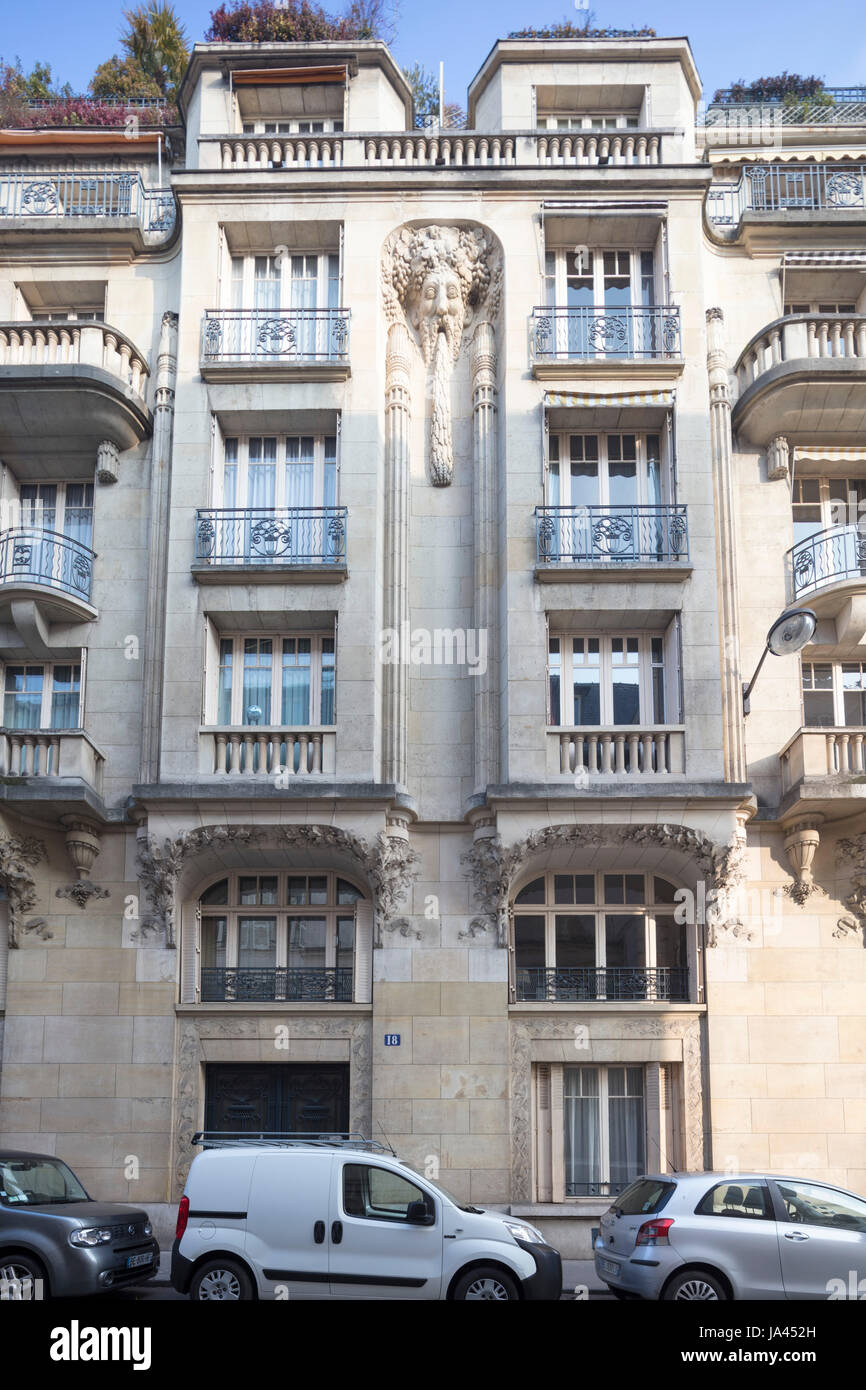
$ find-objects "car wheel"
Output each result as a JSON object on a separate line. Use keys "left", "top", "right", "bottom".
{"left": 453, "top": 1267, "right": 520, "bottom": 1301}
{"left": 663, "top": 1269, "right": 728, "bottom": 1302}
{"left": 0, "top": 1253, "right": 48, "bottom": 1300}
{"left": 189, "top": 1259, "right": 254, "bottom": 1302}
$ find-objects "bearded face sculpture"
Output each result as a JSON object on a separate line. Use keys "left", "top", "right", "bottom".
{"left": 383, "top": 224, "right": 500, "bottom": 486}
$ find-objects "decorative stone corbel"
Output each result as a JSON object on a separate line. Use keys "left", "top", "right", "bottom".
{"left": 96, "top": 439, "right": 120, "bottom": 485}
{"left": 369, "top": 814, "right": 420, "bottom": 947}
{"left": 0, "top": 834, "right": 46, "bottom": 947}
{"left": 56, "top": 817, "right": 110, "bottom": 910}
{"left": 781, "top": 816, "right": 824, "bottom": 904}
{"left": 767, "top": 435, "right": 790, "bottom": 481}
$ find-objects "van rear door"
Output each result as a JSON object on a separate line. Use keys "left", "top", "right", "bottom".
{"left": 245, "top": 1152, "right": 333, "bottom": 1299}
{"left": 328, "top": 1158, "right": 443, "bottom": 1299}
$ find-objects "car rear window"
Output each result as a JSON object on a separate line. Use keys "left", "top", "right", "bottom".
{"left": 613, "top": 1179, "right": 675, "bottom": 1215}
{"left": 696, "top": 1182, "right": 770, "bottom": 1220}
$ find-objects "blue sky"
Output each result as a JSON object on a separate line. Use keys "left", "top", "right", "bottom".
{"left": 4, "top": 0, "right": 866, "bottom": 107}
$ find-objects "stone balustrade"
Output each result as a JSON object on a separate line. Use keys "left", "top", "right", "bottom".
{"left": 0, "top": 320, "right": 149, "bottom": 397}
{"left": 781, "top": 727, "right": 866, "bottom": 790}
{"left": 0, "top": 728, "right": 104, "bottom": 790}
{"left": 735, "top": 313, "right": 866, "bottom": 398}
{"left": 549, "top": 726, "right": 686, "bottom": 778}
{"left": 200, "top": 727, "right": 336, "bottom": 777}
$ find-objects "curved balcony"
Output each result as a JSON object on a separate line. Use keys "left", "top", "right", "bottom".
{"left": 0, "top": 320, "right": 151, "bottom": 472}
{"left": 0, "top": 528, "right": 96, "bottom": 621}
{"left": 732, "top": 313, "right": 866, "bottom": 445}
{"left": 192, "top": 506, "right": 347, "bottom": 584}
{"left": 530, "top": 305, "right": 682, "bottom": 377}
{"left": 788, "top": 525, "right": 866, "bottom": 601}
{"left": 200, "top": 308, "right": 350, "bottom": 382}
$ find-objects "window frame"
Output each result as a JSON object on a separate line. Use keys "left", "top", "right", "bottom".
{"left": 511, "top": 869, "right": 689, "bottom": 981}
{"left": 341, "top": 1162, "right": 435, "bottom": 1225}
{"left": 801, "top": 658, "right": 866, "bottom": 728}
{"left": 198, "top": 869, "right": 365, "bottom": 983}
{"left": 546, "top": 430, "right": 668, "bottom": 510}
{"left": 544, "top": 247, "right": 657, "bottom": 308}
{"left": 563, "top": 1063, "right": 646, "bottom": 1197}
{"left": 217, "top": 432, "right": 339, "bottom": 511}
{"left": 548, "top": 631, "right": 669, "bottom": 728}
{"left": 212, "top": 630, "right": 336, "bottom": 728}
{"left": 792, "top": 473, "right": 866, "bottom": 540}
{"left": 227, "top": 251, "right": 341, "bottom": 312}
{"left": 241, "top": 117, "right": 344, "bottom": 136}
{"left": 1, "top": 659, "right": 83, "bottom": 730}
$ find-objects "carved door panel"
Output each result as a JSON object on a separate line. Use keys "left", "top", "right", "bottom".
{"left": 205, "top": 1064, "right": 350, "bottom": 1134}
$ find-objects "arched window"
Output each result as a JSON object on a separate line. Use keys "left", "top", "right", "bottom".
{"left": 198, "top": 871, "right": 367, "bottom": 1004}
{"left": 512, "top": 870, "right": 688, "bottom": 1002}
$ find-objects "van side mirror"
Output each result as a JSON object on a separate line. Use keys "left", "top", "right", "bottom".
{"left": 406, "top": 1200, "right": 435, "bottom": 1226}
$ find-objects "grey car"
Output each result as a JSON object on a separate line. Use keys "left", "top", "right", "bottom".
{"left": 594, "top": 1172, "right": 866, "bottom": 1300}
{"left": 0, "top": 1150, "right": 159, "bottom": 1299}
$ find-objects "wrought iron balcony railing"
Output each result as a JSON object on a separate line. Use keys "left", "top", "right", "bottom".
{"left": 515, "top": 966, "right": 689, "bottom": 1003}
{"left": 707, "top": 164, "right": 866, "bottom": 226}
{"left": 195, "top": 507, "right": 347, "bottom": 569}
{"left": 201, "top": 308, "right": 350, "bottom": 365}
{"left": 788, "top": 524, "right": 866, "bottom": 600}
{"left": 200, "top": 966, "right": 353, "bottom": 1003}
{"left": 531, "top": 305, "right": 681, "bottom": 361}
{"left": 0, "top": 528, "right": 95, "bottom": 603}
{"left": 0, "top": 170, "right": 175, "bottom": 234}
{"left": 703, "top": 90, "right": 866, "bottom": 127}
{"left": 536, "top": 504, "right": 688, "bottom": 565}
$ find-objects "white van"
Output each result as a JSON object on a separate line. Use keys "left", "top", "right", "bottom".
{"left": 171, "top": 1135, "right": 562, "bottom": 1301}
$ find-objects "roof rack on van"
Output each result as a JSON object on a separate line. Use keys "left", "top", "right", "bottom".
{"left": 191, "top": 1131, "right": 392, "bottom": 1153}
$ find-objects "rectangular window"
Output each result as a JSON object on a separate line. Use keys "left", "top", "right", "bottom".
{"left": 549, "top": 633, "right": 674, "bottom": 727}
{"left": 564, "top": 1065, "right": 645, "bottom": 1196}
{"left": 218, "top": 433, "right": 339, "bottom": 511}
{"left": 3, "top": 662, "right": 81, "bottom": 729}
{"left": 545, "top": 248, "right": 657, "bottom": 309}
{"left": 210, "top": 633, "right": 336, "bottom": 727}
{"left": 802, "top": 660, "right": 866, "bottom": 728}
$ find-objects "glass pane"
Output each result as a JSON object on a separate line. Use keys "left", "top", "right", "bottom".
{"left": 288, "top": 917, "right": 326, "bottom": 969}
{"left": 336, "top": 917, "right": 355, "bottom": 972}
{"left": 611, "top": 638, "right": 640, "bottom": 725}
{"left": 514, "top": 916, "right": 545, "bottom": 967}
{"left": 200, "top": 878, "right": 228, "bottom": 906}
{"left": 337, "top": 878, "right": 363, "bottom": 905}
{"left": 555, "top": 915, "right": 595, "bottom": 967}
{"left": 775, "top": 1180, "right": 866, "bottom": 1232}
{"left": 242, "top": 639, "right": 273, "bottom": 725}
{"left": 3, "top": 666, "right": 43, "bottom": 730}
{"left": 653, "top": 877, "right": 677, "bottom": 903}
{"left": 564, "top": 1066, "right": 601, "bottom": 1194}
{"left": 238, "top": 917, "right": 276, "bottom": 968}
{"left": 608, "top": 1068, "right": 645, "bottom": 1190}
{"left": 218, "top": 639, "right": 233, "bottom": 724}
{"left": 308, "top": 876, "right": 327, "bottom": 904}
{"left": 320, "top": 638, "right": 335, "bottom": 725}
{"left": 281, "top": 638, "right": 311, "bottom": 726}
{"left": 573, "top": 637, "right": 601, "bottom": 725}
{"left": 238, "top": 876, "right": 259, "bottom": 905}
{"left": 201, "top": 918, "right": 227, "bottom": 968}
{"left": 655, "top": 916, "right": 687, "bottom": 968}
{"left": 514, "top": 877, "right": 545, "bottom": 905}
{"left": 605, "top": 915, "right": 646, "bottom": 967}
{"left": 287, "top": 876, "right": 308, "bottom": 905}
{"left": 803, "top": 691, "right": 835, "bottom": 728}
{"left": 50, "top": 664, "right": 80, "bottom": 729}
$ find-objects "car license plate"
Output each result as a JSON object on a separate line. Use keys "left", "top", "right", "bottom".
{"left": 599, "top": 1257, "right": 620, "bottom": 1278}
{"left": 126, "top": 1253, "right": 152, "bottom": 1269}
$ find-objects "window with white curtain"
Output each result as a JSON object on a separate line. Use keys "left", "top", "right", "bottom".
{"left": 564, "top": 1065, "right": 646, "bottom": 1195}
{"left": 2, "top": 662, "right": 82, "bottom": 729}
{"left": 214, "top": 634, "right": 335, "bottom": 727}
{"left": 220, "top": 435, "right": 338, "bottom": 510}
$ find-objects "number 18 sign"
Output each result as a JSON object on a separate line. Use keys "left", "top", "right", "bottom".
{"left": 384, "top": 1034, "right": 401, "bottom": 1047}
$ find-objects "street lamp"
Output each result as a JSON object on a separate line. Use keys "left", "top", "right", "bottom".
{"left": 742, "top": 607, "right": 817, "bottom": 716}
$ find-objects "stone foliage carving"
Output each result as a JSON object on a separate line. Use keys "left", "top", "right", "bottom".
{"left": 136, "top": 822, "right": 419, "bottom": 950}
{"left": 835, "top": 833, "right": 866, "bottom": 942}
{"left": 56, "top": 881, "right": 110, "bottom": 910}
{"left": 0, "top": 835, "right": 46, "bottom": 948}
{"left": 382, "top": 224, "right": 501, "bottom": 487}
{"left": 463, "top": 822, "right": 746, "bottom": 949}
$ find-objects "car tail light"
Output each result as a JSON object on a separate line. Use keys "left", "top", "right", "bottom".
{"left": 636, "top": 1217, "right": 674, "bottom": 1246}
{"left": 176, "top": 1195, "right": 189, "bottom": 1240}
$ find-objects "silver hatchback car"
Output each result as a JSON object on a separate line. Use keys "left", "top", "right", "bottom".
{"left": 594, "top": 1172, "right": 866, "bottom": 1300}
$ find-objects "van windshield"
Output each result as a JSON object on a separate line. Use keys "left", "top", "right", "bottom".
{"left": 400, "top": 1164, "right": 484, "bottom": 1214}
{"left": 0, "top": 1157, "right": 89, "bottom": 1206}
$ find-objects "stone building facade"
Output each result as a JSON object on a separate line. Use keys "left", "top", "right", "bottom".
{"left": 0, "top": 36, "right": 863, "bottom": 1256}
